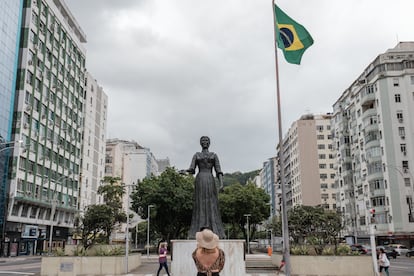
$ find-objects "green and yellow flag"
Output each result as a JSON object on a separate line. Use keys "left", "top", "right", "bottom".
{"left": 274, "top": 4, "right": 313, "bottom": 65}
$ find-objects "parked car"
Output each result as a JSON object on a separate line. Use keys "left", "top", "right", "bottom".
{"left": 377, "top": 246, "right": 398, "bottom": 259}
{"left": 350, "top": 244, "right": 370, "bottom": 254}
{"left": 406, "top": 248, "right": 414, "bottom": 257}
{"left": 388, "top": 244, "right": 409, "bottom": 256}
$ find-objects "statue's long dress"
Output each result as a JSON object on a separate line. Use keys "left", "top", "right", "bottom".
{"left": 188, "top": 151, "right": 225, "bottom": 238}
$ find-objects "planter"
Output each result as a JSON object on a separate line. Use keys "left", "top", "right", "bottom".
{"left": 41, "top": 254, "right": 141, "bottom": 276}
{"left": 272, "top": 254, "right": 375, "bottom": 276}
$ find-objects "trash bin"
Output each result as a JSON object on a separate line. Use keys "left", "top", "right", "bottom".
{"left": 267, "top": 246, "right": 272, "bottom": 256}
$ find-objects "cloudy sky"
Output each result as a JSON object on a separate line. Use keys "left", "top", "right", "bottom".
{"left": 65, "top": 0, "right": 414, "bottom": 173}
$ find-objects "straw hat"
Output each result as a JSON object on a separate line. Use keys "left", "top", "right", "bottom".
{"left": 196, "top": 229, "right": 219, "bottom": 249}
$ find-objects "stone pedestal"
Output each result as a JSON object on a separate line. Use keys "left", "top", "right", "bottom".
{"left": 171, "top": 239, "right": 246, "bottom": 276}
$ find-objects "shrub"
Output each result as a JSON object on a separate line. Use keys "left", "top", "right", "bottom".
{"left": 336, "top": 244, "right": 351, "bottom": 256}
{"left": 322, "top": 246, "right": 335, "bottom": 255}
{"left": 291, "top": 245, "right": 310, "bottom": 255}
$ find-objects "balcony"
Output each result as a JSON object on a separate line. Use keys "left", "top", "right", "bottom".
{"left": 361, "top": 91, "right": 375, "bottom": 106}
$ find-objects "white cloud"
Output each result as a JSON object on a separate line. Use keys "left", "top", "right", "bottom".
{"left": 65, "top": 0, "right": 414, "bottom": 172}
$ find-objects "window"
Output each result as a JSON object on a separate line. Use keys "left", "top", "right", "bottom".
{"left": 397, "top": 112, "right": 403, "bottom": 122}
{"left": 319, "top": 164, "right": 326, "bottom": 169}
{"left": 372, "top": 196, "right": 385, "bottom": 207}
{"left": 320, "top": 173, "right": 327, "bottom": 179}
{"left": 317, "top": 135, "right": 324, "bottom": 140}
{"left": 404, "top": 178, "right": 411, "bottom": 187}
{"left": 319, "top": 154, "right": 326, "bottom": 159}
{"left": 395, "top": 94, "right": 401, "bottom": 102}
{"left": 402, "top": 161, "right": 409, "bottom": 170}
{"left": 401, "top": 144, "right": 407, "bottom": 155}
{"left": 411, "top": 76, "right": 414, "bottom": 84}
{"left": 318, "top": 144, "right": 325, "bottom": 149}
{"left": 316, "top": 125, "right": 324, "bottom": 132}
{"left": 393, "top": 78, "right": 399, "bottom": 87}
{"left": 320, "top": 183, "right": 328, "bottom": 189}
{"left": 399, "top": 127, "right": 405, "bottom": 137}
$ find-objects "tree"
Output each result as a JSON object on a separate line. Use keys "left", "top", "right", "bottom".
{"left": 80, "top": 204, "right": 114, "bottom": 248}
{"left": 219, "top": 182, "right": 270, "bottom": 242}
{"left": 287, "top": 205, "right": 342, "bottom": 254}
{"left": 96, "top": 176, "right": 127, "bottom": 243}
{"left": 130, "top": 167, "right": 194, "bottom": 241}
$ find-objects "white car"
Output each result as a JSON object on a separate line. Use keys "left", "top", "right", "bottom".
{"left": 388, "top": 244, "right": 409, "bottom": 256}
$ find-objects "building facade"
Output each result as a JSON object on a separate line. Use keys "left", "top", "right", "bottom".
{"left": 332, "top": 42, "right": 414, "bottom": 246}
{"left": 278, "top": 113, "right": 336, "bottom": 210}
{"left": 4, "top": 0, "right": 87, "bottom": 256}
{"left": 105, "top": 139, "right": 160, "bottom": 241}
{"left": 0, "top": 0, "right": 24, "bottom": 249}
{"left": 260, "top": 157, "right": 277, "bottom": 218}
{"left": 78, "top": 72, "right": 107, "bottom": 213}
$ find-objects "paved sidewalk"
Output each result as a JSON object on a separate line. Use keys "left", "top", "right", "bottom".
{"left": 123, "top": 254, "right": 284, "bottom": 276}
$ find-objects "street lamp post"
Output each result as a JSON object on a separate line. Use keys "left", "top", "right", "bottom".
{"left": 125, "top": 183, "right": 132, "bottom": 273}
{"left": 244, "top": 214, "right": 251, "bottom": 254}
{"left": 147, "top": 204, "right": 154, "bottom": 258}
{"left": 49, "top": 193, "right": 58, "bottom": 255}
{"left": 46, "top": 174, "right": 72, "bottom": 255}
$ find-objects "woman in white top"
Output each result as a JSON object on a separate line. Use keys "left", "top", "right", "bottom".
{"left": 378, "top": 248, "right": 390, "bottom": 276}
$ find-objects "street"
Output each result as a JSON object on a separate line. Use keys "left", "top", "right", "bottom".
{"left": 389, "top": 257, "right": 414, "bottom": 276}
{"left": 0, "top": 254, "right": 412, "bottom": 276}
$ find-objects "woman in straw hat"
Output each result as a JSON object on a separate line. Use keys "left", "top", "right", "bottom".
{"left": 192, "top": 228, "right": 225, "bottom": 276}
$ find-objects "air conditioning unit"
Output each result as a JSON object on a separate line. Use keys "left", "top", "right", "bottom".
{"left": 41, "top": 114, "right": 46, "bottom": 120}
{"left": 398, "top": 118, "right": 403, "bottom": 123}
{"left": 23, "top": 122, "right": 29, "bottom": 129}
{"left": 25, "top": 105, "right": 32, "bottom": 112}
{"left": 28, "top": 60, "right": 33, "bottom": 66}
{"left": 401, "top": 135, "right": 405, "bottom": 139}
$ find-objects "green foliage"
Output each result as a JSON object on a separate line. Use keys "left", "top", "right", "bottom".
{"left": 73, "top": 246, "right": 86, "bottom": 256}
{"left": 223, "top": 170, "right": 260, "bottom": 187}
{"left": 80, "top": 204, "right": 115, "bottom": 248}
{"left": 268, "top": 216, "right": 282, "bottom": 236}
{"left": 291, "top": 245, "right": 310, "bottom": 255}
{"left": 219, "top": 183, "right": 270, "bottom": 242}
{"left": 131, "top": 167, "right": 194, "bottom": 241}
{"left": 55, "top": 247, "right": 65, "bottom": 256}
{"left": 322, "top": 246, "right": 335, "bottom": 255}
{"left": 94, "top": 246, "right": 125, "bottom": 256}
{"left": 336, "top": 244, "right": 351, "bottom": 256}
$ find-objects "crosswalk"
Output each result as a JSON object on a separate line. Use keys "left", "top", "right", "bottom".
{"left": 121, "top": 273, "right": 284, "bottom": 276}
{"left": 123, "top": 274, "right": 278, "bottom": 276}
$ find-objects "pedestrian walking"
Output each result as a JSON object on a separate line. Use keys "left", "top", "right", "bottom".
{"left": 378, "top": 248, "right": 390, "bottom": 276}
{"left": 156, "top": 243, "right": 171, "bottom": 276}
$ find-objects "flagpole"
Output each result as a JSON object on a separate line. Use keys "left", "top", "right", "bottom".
{"left": 272, "top": 1, "right": 291, "bottom": 275}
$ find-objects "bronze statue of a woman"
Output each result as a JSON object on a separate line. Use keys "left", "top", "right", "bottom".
{"left": 185, "top": 136, "right": 225, "bottom": 238}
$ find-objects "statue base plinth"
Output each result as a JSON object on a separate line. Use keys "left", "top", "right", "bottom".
{"left": 170, "top": 239, "right": 246, "bottom": 275}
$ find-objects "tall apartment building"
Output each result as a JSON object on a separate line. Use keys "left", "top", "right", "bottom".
{"left": 4, "top": 0, "right": 87, "bottom": 256}
{"left": 332, "top": 42, "right": 414, "bottom": 245}
{"left": 0, "top": 0, "right": 24, "bottom": 247}
{"left": 105, "top": 139, "right": 160, "bottom": 241}
{"left": 260, "top": 157, "right": 277, "bottom": 218}
{"left": 278, "top": 113, "right": 336, "bottom": 210}
{"left": 78, "top": 72, "right": 108, "bottom": 213}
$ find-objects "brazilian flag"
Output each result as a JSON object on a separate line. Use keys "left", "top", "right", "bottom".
{"left": 274, "top": 4, "right": 313, "bottom": 65}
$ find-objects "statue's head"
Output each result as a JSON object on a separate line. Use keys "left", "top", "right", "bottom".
{"left": 200, "top": 136, "right": 210, "bottom": 149}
